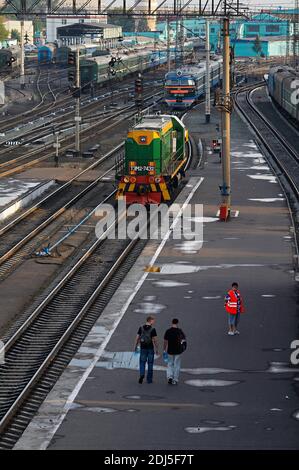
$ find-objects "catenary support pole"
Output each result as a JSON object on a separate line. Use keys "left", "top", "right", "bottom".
{"left": 205, "top": 18, "right": 210, "bottom": 123}
{"left": 75, "top": 47, "right": 81, "bottom": 154}
{"left": 220, "top": 16, "right": 231, "bottom": 219}
{"left": 167, "top": 16, "right": 171, "bottom": 72}
{"left": 20, "top": 19, "right": 25, "bottom": 89}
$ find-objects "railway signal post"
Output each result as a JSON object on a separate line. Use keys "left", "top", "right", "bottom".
{"left": 135, "top": 72, "right": 143, "bottom": 116}
{"left": 52, "top": 124, "right": 61, "bottom": 167}
{"left": 75, "top": 47, "right": 81, "bottom": 155}
{"left": 53, "top": 132, "right": 60, "bottom": 168}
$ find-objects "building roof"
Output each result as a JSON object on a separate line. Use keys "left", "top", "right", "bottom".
{"left": 236, "top": 36, "right": 289, "bottom": 43}
{"left": 135, "top": 116, "right": 172, "bottom": 131}
{"left": 251, "top": 13, "right": 284, "bottom": 22}
{"left": 57, "top": 22, "right": 121, "bottom": 33}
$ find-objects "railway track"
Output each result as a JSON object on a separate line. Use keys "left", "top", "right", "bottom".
{"left": 0, "top": 68, "right": 70, "bottom": 132}
{"left": 235, "top": 84, "right": 299, "bottom": 198}
{"left": 0, "top": 138, "right": 192, "bottom": 449}
{"left": 0, "top": 78, "right": 163, "bottom": 165}
{"left": 0, "top": 144, "right": 122, "bottom": 280}
{"left": 0, "top": 66, "right": 165, "bottom": 134}
{"left": 0, "top": 88, "right": 163, "bottom": 178}
{"left": 34, "top": 68, "right": 57, "bottom": 109}
{"left": 0, "top": 93, "right": 164, "bottom": 279}
{"left": 235, "top": 83, "right": 299, "bottom": 271}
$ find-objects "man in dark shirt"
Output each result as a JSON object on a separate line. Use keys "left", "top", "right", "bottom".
{"left": 163, "top": 319, "right": 186, "bottom": 385}
{"left": 134, "top": 315, "right": 158, "bottom": 384}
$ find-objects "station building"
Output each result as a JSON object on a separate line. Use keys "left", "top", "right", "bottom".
{"left": 46, "top": 14, "right": 107, "bottom": 42}
{"left": 233, "top": 36, "right": 288, "bottom": 58}
{"left": 239, "top": 13, "right": 291, "bottom": 39}
{"left": 156, "top": 11, "right": 293, "bottom": 55}
{"left": 156, "top": 19, "right": 241, "bottom": 52}
{"left": 56, "top": 22, "right": 123, "bottom": 49}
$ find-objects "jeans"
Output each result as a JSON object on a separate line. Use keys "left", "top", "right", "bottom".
{"left": 228, "top": 312, "right": 240, "bottom": 327}
{"left": 167, "top": 354, "right": 182, "bottom": 382}
{"left": 140, "top": 348, "right": 154, "bottom": 383}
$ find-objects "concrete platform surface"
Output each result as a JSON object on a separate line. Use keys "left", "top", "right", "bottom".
{"left": 17, "top": 168, "right": 109, "bottom": 183}
{"left": 15, "top": 104, "right": 299, "bottom": 450}
{"left": 0, "top": 177, "right": 43, "bottom": 209}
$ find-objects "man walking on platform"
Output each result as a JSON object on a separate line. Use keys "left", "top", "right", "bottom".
{"left": 163, "top": 319, "right": 186, "bottom": 385}
{"left": 134, "top": 316, "right": 158, "bottom": 384}
{"left": 225, "top": 282, "right": 245, "bottom": 335}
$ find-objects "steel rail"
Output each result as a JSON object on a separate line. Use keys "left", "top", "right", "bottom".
{"left": 248, "top": 87, "right": 299, "bottom": 164}
{"left": 235, "top": 84, "right": 299, "bottom": 198}
{"left": 0, "top": 83, "right": 134, "bottom": 156}
{"left": 0, "top": 90, "right": 163, "bottom": 178}
{"left": 0, "top": 141, "right": 123, "bottom": 235}
{"left": 0, "top": 212, "right": 127, "bottom": 436}
{"left": 0, "top": 66, "right": 167, "bottom": 133}
{"left": 234, "top": 83, "right": 299, "bottom": 273}
{"left": 0, "top": 172, "right": 116, "bottom": 266}
{"left": 0, "top": 136, "right": 193, "bottom": 446}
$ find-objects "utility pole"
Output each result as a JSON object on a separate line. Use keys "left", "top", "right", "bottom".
{"left": 175, "top": 13, "right": 179, "bottom": 67}
{"left": 179, "top": 13, "right": 184, "bottom": 65}
{"left": 205, "top": 19, "right": 211, "bottom": 123}
{"left": 20, "top": 19, "right": 25, "bottom": 89}
{"left": 167, "top": 16, "right": 171, "bottom": 72}
{"left": 75, "top": 47, "right": 81, "bottom": 155}
{"left": 293, "top": 0, "right": 299, "bottom": 69}
{"left": 286, "top": 15, "right": 290, "bottom": 65}
{"left": 219, "top": 17, "right": 231, "bottom": 220}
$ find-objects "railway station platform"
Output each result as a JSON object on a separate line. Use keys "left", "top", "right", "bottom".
{"left": 0, "top": 178, "right": 55, "bottom": 223}
{"left": 15, "top": 102, "right": 299, "bottom": 450}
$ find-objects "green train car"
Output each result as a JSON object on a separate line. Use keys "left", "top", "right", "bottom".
{"left": 78, "top": 43, "right": 194, "bottom": 89}
{"left": 116, "top": 114, "right": 189, "bottom": 205}
{"left": 79, "top": 51, "right": 162, "bottom": 88}
{"left": 0, "top": 46, "right": 20, "bottom": 71}
{"left": 56, "top": 44, "right": 108, "bottom": 66}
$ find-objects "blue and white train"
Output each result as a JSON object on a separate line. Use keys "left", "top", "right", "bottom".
{"left": 164, "top": 58, "right": 223, "bottom": 109}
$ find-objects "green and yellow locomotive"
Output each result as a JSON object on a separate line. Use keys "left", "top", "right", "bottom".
{"left": 116, "top": 115, "right": 189, "bottom": 205}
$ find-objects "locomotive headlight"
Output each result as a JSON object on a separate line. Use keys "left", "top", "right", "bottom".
{"left": 124, "top": 176, "right": 130, "bottom": 183}
{"left": 155, "top": 177, "right": 161, "bottom": 183}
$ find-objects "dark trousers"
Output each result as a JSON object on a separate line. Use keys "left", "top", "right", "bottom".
{"left": 140, "top": 348, "right": 154, "bottom": 383}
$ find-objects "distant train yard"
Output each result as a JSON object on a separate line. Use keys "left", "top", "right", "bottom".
{"left": 0, "top": 1, "right": 298, "bottom": 454}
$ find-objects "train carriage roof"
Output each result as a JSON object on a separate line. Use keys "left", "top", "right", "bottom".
{"left": 135, "top": 116, "right": 172, "bottom": 131}
{"left": 165, "top": 59, "right": 222, "bottom": 80}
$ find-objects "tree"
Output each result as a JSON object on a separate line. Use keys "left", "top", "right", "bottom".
{"left": 253, "top": 35, "right": 262, "bottom": 56}
{"left": 33, "top": 18, "right": 45, "bottom": 36}
{"left": 136, "top": 18, "right": 150, "bottom": 32}
{"left": 108, "top": 8, "right": 135, "bottom": 32}
{"left": 0, "top": 17, "right": 9, "bottom": 42}
{"left": 11, "top": 29, "right": 21, "bottom": 42}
